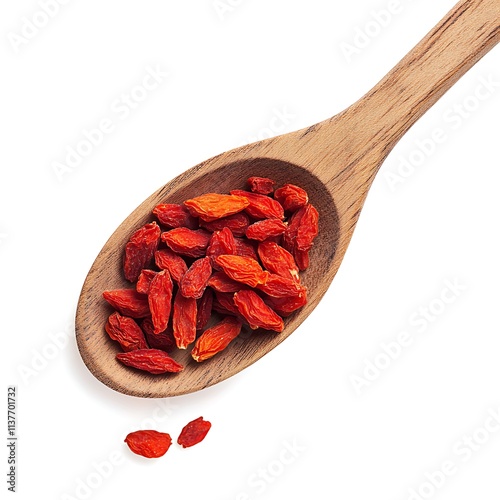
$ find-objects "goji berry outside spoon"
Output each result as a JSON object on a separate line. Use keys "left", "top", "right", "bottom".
{"left": 76, "top": 0, "right": 499, "bottom": 398}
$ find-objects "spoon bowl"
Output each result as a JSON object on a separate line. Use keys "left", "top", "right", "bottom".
{"left": 76, "top": 0, "right": 499, "bottom": 397}
{"left": 76, "top": 156, "right": 341, "bottom": 397}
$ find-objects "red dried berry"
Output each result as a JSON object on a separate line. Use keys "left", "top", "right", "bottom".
{"left": 264, "top": 289, "right": 307, "bottom": 316}
{"left": 282, "top": 205, "right": 304, "bottom": 253}
{"left": 257, "top": 240, "right": 300, "bottom": 282}
{"left": 233, "top": 290, "right": 284, "bottom": 332}
{"left": 230, "top": 189, "right": 284, "bottom": 220}
{"left": 213, "top": 291, "right": 241, "bottom": 317}
{"left": 136, "top": 269, "right": 157, "bottom": 294}
{"left": 293, "top": 247, "right": 310, "bottom": 271}
{"left": 256, "top": 273, "right": 306, "bottom": 298}
{"left": 274, "top": 184, "right": 308, "bottom": 212}
{"left": 124, "top": 430, "right": 172, "bottom": 458}
{"left": 282, "top": 203, "right": 319, "bottom": 271}
{"left": 148, "top": 270, "right": 173, "bottom": 334}
{"left": 207, "top": 271, "right": 248, "bottom": 293}
{"left": 105, "top": 312, "right": 148, "bottom": 352}
{"left": 192, "top": 317, "right": 242, "bottom": 362}
{"left": 153, "top": 203, "right": 198, "bottom": 229}
{"left": 177, "top": 417, "right": 212, "bottom": 448}
{"left": 245, "top": 218, "right": 287, "bottom": 241}
{"left": 179, "top": 257, "right": 212, "bottom": 299}
{"left": 154, "top": 248, "right": 188, "bottom": 284}
{"left": 103, "top": 289, "right": 150, "bottom": 318}
{"left": 247, "top": 176, "right": 276, "bottom": 194}
{"left": 161, "top": 228, "right": 211, "bottom": 258}
{"left": 199, "top": 212, "right": 250, "bottom": 237}
{"left": 214, "top": 255, "right": 268, "bottom": 288}
{"left": 123, "top": 222, "right": 161, "bottom": 282}
{"left": 233, "top": 237, "right": 258, "bottom": 260}
{"left": 116, "top": 349, "right": 183, "bottom": 374}
{"left": 295, "top": 204, "right": 319, "bottom": 251}
{"left": 196, "top": 288, "right": 214, "bottom": 331}
{"left": 172, "top": 290, "right": 197, "bottom": 349}
{"left": 141, "top": 318, "right": 176, "bottom": 352}
{"left": 184, "top": 193, "right": 249, "bottom": 222}
{"left": 206, "top": 227, "right": 237, "bottom": 267}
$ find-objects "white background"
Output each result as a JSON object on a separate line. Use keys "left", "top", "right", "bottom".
{"left": 1, "top": 0, "right": 499, "bottom": 499}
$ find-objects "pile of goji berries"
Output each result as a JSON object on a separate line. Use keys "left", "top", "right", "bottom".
{"left": 125, "top": 416, "right": 212, "bottom": 458}
{"left": 102, "top": 176, "right": 319, "bottom": 373}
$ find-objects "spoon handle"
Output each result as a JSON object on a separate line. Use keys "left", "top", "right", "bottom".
{"left": 337, "top": 0, "right": 499, "bottom": 177}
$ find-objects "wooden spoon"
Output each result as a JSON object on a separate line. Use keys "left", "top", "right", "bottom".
{"left": 76, "top": 0, "right": 499, "bottom": 398}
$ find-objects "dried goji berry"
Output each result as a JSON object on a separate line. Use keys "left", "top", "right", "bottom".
{"left": 184, "top": 193, "right": 249, "bottom": 222}
{"left": 179, "top": 256, "right": 212, "bottom": 299}
{"left": 293, "top": 247, "right": 310, "bottom": 271}
{"left": 256, "top": 273, "right": 306, "bottom": 298}
{"left": 257, "top": 240, "right": 300, "bottom": 282}
{"left": 172, "top": 290, "right": 197, "bottom": 349}
{"left": 214, "top": 255, "right": 268, "bottom": 288}
{"left": 245, "top": 218, "right": 287, "bottom": 241}
{"left": 206, "top": 227, "right": 236, "bottom": 267}
{"left": 177, "top": 417, "right": 212, "bottom": 448}
{"left": 207, "top": 271, "right": 247, "bottom": 293}
{"left": 295, "top": 204, "right": 319, "bottom": 251}
{"left": 196, "top": 288, "right": 214, "bottom": 331}
{"left": 103, "top": 289, "right": 150, "bottom": 318}
{"left": 153, "top": 203, "right": 198, "bottom": 229}
{"left": 148, "top": 270, "right": 173, "bottom": 334}
{"left": 116, "top": 349, "right": 183, "bottom": 374}
{"left": 123, "top": 222, "right": 161, "bottom": 282}
{"left": 199, "top": 212, "right": 250, "bottom": 237}
{"left": 141, "top": 318, "right": 176, "bottom": 352}
{"left": 274, "top": 184, "right": 308, "bottom": 212}
{"left": 213, "top": 291, "right": 241, "bottom": 317}
{"left": 247, "top": 176, "right": 276, "bottom": 195}
{"left": 233, "top": 290, "right": 284, "bottom": 332}
{"left": 161, "top": 228, "right": 211, "bottom": 258}
{"left": 230, "top": 189, "right": 284, "bottom": 220}
{"left": 282, "top": 205, "right": 304, "bottom": 254}
{"left": 233, "top": 237, "right": 258, "bottom": 260}
{"left": 136, "top": 269, "right": 157, "bottom": 294}
{"left": 124, "top": 430, "right": 172, "bottom": 458}
{"left": 263, "top": 289, "right": 307, "bottom": 316}
{"left": 282, "top": 204, "right": 318, "bottom": 271}
{"left": 105, "top": 312, "right": 149, "bottom": 351}
{"left": 154, "top": 248, "right": 188, "bottom": 284}
{"left": 192, "top": 317, "right": 242, "bottom": 362}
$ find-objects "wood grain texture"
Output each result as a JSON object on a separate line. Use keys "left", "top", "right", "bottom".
{"left": 75, "top": 0, "right": 499, "bottom": 398}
